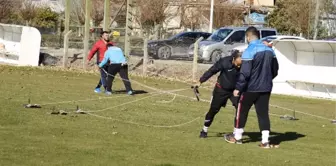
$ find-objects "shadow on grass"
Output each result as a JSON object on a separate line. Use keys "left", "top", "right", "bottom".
{"left": 211, "top": 131, "right": 305, "bottom": 145}
{"left": 113, "top": 90, "right": 148, "bottom": 95}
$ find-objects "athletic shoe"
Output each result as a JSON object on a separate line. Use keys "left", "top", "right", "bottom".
{"left": 105, "top": 91, "right": 112, "bottom": 95}
{"left": 259, "top": 142, "right": 271, "bottom": 149}
{"left": 199, "top": 130, "right": 208, "bottom": 138}
{"left": 94, "top": 88, "right": 101, "bottom": 93}
{"left": 224, "top": 134, "right": 242, "bottom": 144}
{"left": 127, "top": 91, "right": 134, "bottom": 95}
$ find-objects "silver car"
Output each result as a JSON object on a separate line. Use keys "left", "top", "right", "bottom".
{"left": 188, "top": 26, "right": 277, "bottom": 63}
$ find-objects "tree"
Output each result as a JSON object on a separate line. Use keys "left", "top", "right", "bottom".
{"left": 213, "top": 3, "right": 244, "bottom": 28}
{"left": 266, "top": 0, "right": 318, "bottom": 37}
{"left": 135, "top": 0, "right": 171, "bottom": 38}
{"left": 179, "top": 0, "right": 203, "bottom": 30}
{"left": 0, "top": 0, "right": 15, "bottom": 23}
{"left": 19, "top": 0, "right": 38, "bottom": 26}
{"left": 33, "top": 7, "right": 59, "bottom": 28}
{"left": 91, "top": 0, "right": 104, "bottom": 26}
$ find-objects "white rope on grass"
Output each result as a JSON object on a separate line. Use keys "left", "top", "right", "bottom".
{"left": 85, "top": 88, "right": 189, "bottom": 113}
{"left": 87, "top": 112, "right": 201, "bottom": 128}
{"left": 156, "top": 94, "right": 177, "bottom": 104}
{"left": 90, "top": 68, "right": 333, "bottom": 121}
{"left": 40, "top": 94, "right": 130, "bottom": 106}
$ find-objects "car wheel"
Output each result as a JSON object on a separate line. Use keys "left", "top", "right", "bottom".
{"left": 210, "top": 50, "right": 222, "bottom": 63}
{"left": 157, "top": 46, "right": 171, "bottom": 60}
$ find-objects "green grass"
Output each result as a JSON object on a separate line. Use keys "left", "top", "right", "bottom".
{"left": 0, "top": 66, "right": 335, "bottom": 166}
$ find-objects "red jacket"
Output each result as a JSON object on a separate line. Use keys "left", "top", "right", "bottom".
{"left": 87, "top": 40, "right": 115, "bottom": 63}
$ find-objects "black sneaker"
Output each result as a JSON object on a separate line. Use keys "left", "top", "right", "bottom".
{"left": 224, "top": 133, "right": 242, "bottom": 144}
{"left": 259, "top": 142, "right": 271, "bottom": 149}
{"left": 199, "top": 130, "right": 207, "bottom": 138}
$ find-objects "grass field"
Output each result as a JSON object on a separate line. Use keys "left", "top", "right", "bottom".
{"left": 0, "top": 65, "right": 335, "bottom": 166}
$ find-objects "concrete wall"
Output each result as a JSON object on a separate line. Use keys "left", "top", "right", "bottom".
{"left": 0, "top": 23, "right": 41, "bottom": 66}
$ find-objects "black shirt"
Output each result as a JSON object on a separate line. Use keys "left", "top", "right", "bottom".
{"left": 199, "top": 56, "right": 239, "bottom": 91}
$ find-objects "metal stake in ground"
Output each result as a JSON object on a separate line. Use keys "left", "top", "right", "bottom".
{"left": 76, "top": 105, "right": 86, "bottom": 114}
{"left": 191, "top": 86, "right": 200, "bottom": 101}
{"left": 24, "top": 98, "right": 41, "bottom": 108}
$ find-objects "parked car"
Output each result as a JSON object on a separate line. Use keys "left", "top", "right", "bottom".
{"left": 188, "top": 27, "right": 277, "bottom": 63}
{"left": 147, "top": 32, "right": 212, "bottom": 59}
{"left": 232, "top": 35, "right": 306, "bottom": 53}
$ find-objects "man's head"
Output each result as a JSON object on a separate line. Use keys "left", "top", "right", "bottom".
{"left": 231, "top": 50, "right": 242, "bottom": 68}
{"left": 245, "top": 26, "right": 260, "bottom": 44}
{"left": 100, "top": 31, "right": 110, "bottom": 41}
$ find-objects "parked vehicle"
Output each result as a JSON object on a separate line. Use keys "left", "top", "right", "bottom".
{"left": 147, "top": 32, "right": 211, "bottom": 59}
{"left": 232, "top": 35, "right": 306, "bottom": 53}
{"left": 188, "top": 27, "right": 277, "bottom": 63}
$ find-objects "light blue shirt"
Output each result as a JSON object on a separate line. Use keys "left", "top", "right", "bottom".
{"left": 98, "top": 46, "right": 126, "bottom": 68}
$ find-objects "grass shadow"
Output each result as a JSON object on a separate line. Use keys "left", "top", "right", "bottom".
{"left": 243, "top": 131, "right": 306, "bottom": 144}
{"left": 209, "top": 131, "right": 305, "bottom": 145}
{"left": 113, "top": 90, "right": 148, "bottom": 95}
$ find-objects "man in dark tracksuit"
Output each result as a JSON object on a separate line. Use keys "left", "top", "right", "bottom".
{"left": 224, "top": 26, "right": 279, "bottom": 148}
{"left": 197, "top": 50, "right": 242, "bottom": 138}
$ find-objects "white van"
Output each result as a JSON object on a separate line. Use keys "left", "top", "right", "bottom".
{"left": 188, "top": 26, "right": 277, "bottom": 63}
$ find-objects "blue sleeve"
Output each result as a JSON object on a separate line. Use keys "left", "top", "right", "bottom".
{"left": 235, "top": 47, "right": 253, "bottom": 91}
{"left": 99, "top": 51, "right": 109, "bottom": 68}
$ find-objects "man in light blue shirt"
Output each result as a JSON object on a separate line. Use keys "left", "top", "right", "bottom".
{"left": 98, "top": 43, "right": 133, "bottom": 95}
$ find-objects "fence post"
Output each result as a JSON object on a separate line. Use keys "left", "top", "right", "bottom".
{"left": 83, "top": 0, "right": 92, "bottom": 70}
{"left": 192, "top": 37, "right": 204, "bottom": 83}
{"left": 103, "top": 0, "right": 110, "bottom": 31}
{"left": 63, "top": 30, "right": 72, "bottom": 68}
{"left": 143, "top": 37, "right": 148, "bottom": 76}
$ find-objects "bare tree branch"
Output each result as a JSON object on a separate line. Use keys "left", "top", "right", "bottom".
{"left": 0, "top": 0, "right": 15, "bottom": 22}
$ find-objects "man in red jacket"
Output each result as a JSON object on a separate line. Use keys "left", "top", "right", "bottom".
{"left": 87, "top": 31, "right": 115, "bottom": 93}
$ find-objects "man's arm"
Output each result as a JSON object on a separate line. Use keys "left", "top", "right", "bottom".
{"left": 98, "top": 52, "right": 109, "bottom": 68}
{"left": 235, "top": 51, "right": 253, "bottom": 92}
{"left": 199, "top": 58, "right": 225, "bottom": 84}
{"left": 87, "top": 42, "right": 99, "bottom": 62}
{"left": 272, "top": 57, "right": 279, "bottom": 79}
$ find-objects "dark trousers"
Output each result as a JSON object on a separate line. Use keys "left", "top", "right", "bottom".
{"left": 204, "top": 86, "right": 238, "bottom": 127}
{"left": 235, "top": 92, "right": 271, "bottom": 131}
{"left": 96, "top": 65, "right": 109, "bottom": 90}
{"left": 106, "top": 64, "right": 133, "bottom": 92}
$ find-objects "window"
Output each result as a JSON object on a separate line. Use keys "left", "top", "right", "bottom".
{"left": 183, "top": 33, "right": 199, "bottom": 40}
{"left": 207, "top": 29, "right": 233, "bottom": 42}
{"left": 200, "top": 33, "right": 211, "bottom": 39}
{"left": 226, "top": 31, "right": 245, "bottom": 43}
{"left": 261, "top": 30, "right": 276, "bottom": 38}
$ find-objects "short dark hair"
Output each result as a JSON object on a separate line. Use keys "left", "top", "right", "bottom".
{"left": 231, "top": 50, "right": 241, "bottom": 60}
{"left": 245, "top": 26, "right": 260, "bottom": 39}
{"left": 100, "top": 31, "right": 109, "bottom": 37}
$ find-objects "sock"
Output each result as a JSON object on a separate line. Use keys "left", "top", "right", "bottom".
{"left": 261, "top": 130, "right": 270, "bottom": 144}
{"left": 234, "top": 128, "right": 244, "bottom": 140}
{"left": 203, "top": 126, "right": 209, "bottom": 132}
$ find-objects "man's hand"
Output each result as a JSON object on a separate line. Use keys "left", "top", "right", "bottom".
{"left": 233, "top": 89, "right": 240, "bottom": 97}
{"left": 97, "top": 65, "right": 101, "bottom": 72}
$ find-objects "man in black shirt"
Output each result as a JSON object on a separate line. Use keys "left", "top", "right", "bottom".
{"left": 195, "top": 50, "right": 242, "bottom": 138}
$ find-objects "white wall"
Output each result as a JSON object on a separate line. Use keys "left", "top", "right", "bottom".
{"left": 0, "top": 23, "right": 41, "bottom": 66}
{"left": 272, "top": 40, "right": 336, "bottom": 99}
